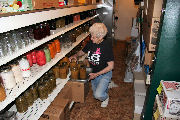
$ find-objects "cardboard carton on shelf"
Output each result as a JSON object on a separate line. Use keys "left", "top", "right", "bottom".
{"left": 153, "top": 95, "right": 180, "bottom": 120}
{"left": 144, "top": 48, "right": 154, "bottom": 66}
{"left": 67, "top": 80, "right": 89, "bottom": 103}
{"left": 32, "top": 0, "right": 59, "bottom": 10}
{"left": 157, "top": 80, "right": 180, "bottom": 118}
{"left": 148, "top": 43, "right": 156, "bottom": 51}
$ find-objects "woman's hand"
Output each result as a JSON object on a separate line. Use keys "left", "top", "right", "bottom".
{"left": 69, "top": 54, "right": 77, "bottom": 62}
{"left": 89, "top": 73, "right": 99, "bottom": 80}
{"left": 69, "top": 50, "right": 85, "bottom": 62}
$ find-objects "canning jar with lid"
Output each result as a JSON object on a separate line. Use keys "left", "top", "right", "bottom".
{"left": 0, "top": 84, "right": 6, "bottom": 102}
{"left": 80, "top": 66, "right": 86, "bottom": 80}
{"left": 11, "top": 60, "right": 24, "bottom": 83}
{"left": 19, "top": 57, "right": 31, "bottom": 78}
{"left": 0, "top": 66, "right": 16, "bottom": 89}
{"left": 43, "top": 46, "right": 51, "bottom": 62}
{"left": 38, "top": 84, "right": 48, "bottom": 100}
{"left": 59, "top": 66, "right": 67, "bottom": 79}
{"left": 15, "top": 95, "right": 28, "bottom": 113}
{"left": 24, "top": 90, "right": 34, "bottom": 107}
{"left": 71, "top": 67, "right": 79, "bottom": 80}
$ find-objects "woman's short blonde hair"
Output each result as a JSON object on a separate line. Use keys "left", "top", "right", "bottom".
{"left": 89, "top": 23, "right": 108, "bottom": 39}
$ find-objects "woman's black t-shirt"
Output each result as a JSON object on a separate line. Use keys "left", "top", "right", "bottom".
{"left": 82, "top": 39, "right": 114, "bottom": 73}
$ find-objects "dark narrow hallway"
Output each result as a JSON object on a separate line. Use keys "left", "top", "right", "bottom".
{"left": 70, "top": 41, "right": 134, "bottom": 120}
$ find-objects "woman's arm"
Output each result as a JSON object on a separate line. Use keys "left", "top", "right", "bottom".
{"left": 89, "top": 61, "right": 114, "bottom": 80}
{"left": 69, "top": 50, "right": 86, "bottom": 61}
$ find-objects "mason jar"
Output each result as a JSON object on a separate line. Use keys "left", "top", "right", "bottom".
{"left": 0, "top": 66, "right": 16, "bottom": 89}
{"left": 71, "top": 67, "right": 79, "bottom": 80}
{"left": 15, "top": 95, "right": 28, "bottom": 113}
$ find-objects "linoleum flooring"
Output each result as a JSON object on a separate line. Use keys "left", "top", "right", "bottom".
{"left": 70, "top": 41, "right": 134, "bottom": 120}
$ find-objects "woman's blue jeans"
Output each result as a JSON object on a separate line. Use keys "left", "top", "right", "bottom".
{"left": 91, "top": 71, "right": 112, "bottom": 101}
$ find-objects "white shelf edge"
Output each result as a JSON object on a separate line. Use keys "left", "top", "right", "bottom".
{"left": 0, "top": 15, "right": 98, "bottom": 66}
{"left": 0, "top": 4, "right": 102, "bottom": 33}
{"left": 0, "top": 32, "right": 90, "bottom": 111}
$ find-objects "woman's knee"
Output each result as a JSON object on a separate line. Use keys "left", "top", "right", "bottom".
{"left": 94, "top": 91, "right": 104, "bottom": 101}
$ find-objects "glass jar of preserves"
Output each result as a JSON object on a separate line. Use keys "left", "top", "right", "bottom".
{"left": 30, "top": 85, "right": 38, "bottom": 101}
{"left": 38, "top": 84, "right": 48, "bottom": 100}
{"left": 65, "top": 15, "right": 70, "bottom": 25}
{"left": 50, "top": 42, "right": 57, "bottom": 56}
{"left": 78, "top": 61, "right": 84, "bottom": 70}
{"left": 24, "top": 90, "right": 34, "bottom": 107}
{"left": 71, "top": 67, "right": 79, "bottom": 80}
{"left": 54, "top": 39, "right": 61, "bottom": 53}
{"left": 0, "top": 66, "right": 16, "bottom": 89}
{"left": 0, "top": 84, "right": 6, "bottom": 102}
{"left": 73, "top": 14, "right": 79, "bottom": 22}
{"left": 19, "top": 57, "right": 31, "bottom": 78}
{"left": 52, "top": 66, "right": 60, "bottom": 79}
{"left": 61, "top": 62, "right": 69, "bottom": 74}
{"left": 36, "top": 50, "right": 46, "bottom": 66}
{"left": 44, "top": 22, "right": 50, "bottom": 36}
{"left": 43, "top": 46, "right": 51, "bottom": 62}
{"left": 49, "top": 76, "right": 56, "bottom": 90}
{"left": 56, "top": 17, "right": 65, "bottom": 28}
{"left": 44, "top": 79, "right": 52, "bottom": 95}
{"left": 48, "top": 19, "right": 56, "bottom": 30}
{"left": 80, "top": 66, "right": 86, "bottom": 80}
{"left": 48, "top": 43, "right": 55, "bottom": 59}
{"left": 70, "top": 61, "right": 77, "bottom": 71}
{"left": 26, "top": 52, "right": 33, "bottom": 67}
{"left": 33, "top": 24, "right": 42, "bottom": 40}
{"left": 31, "top": 50, "right": 37, "bottom": 64}
{"left": 39, "top": 23, "right": 46, "bottom": 38}
{"left": 59, "top": 66, "right": 67, "bottom": 79}
{"left": 60, "top": 57, "right": 69, "bottom": 66}
{"left": 15, "top": 95, "right": 28, "bottom": 113}
{"left": 10, "top": 60, "right": 24, "bottom": 83}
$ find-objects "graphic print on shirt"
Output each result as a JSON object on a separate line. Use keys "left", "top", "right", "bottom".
{"left": 88, "top": 48, "right": 101, "bottom": 65}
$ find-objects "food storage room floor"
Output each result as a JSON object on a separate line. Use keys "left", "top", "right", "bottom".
{"left": 70, "top": 41, "right": 134, "bottom": 120}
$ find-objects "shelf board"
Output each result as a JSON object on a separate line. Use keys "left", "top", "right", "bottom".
{"left": 0, "top": 4, "right": 102, "bottom": 33}
{"left": 0, "top": 32, "right": 90, "bottom": 111}
{"left": 0, "top": 15, "right": 98, "bottom": 66}
{"left": 10, "top": 75, "right": 70, "bottom": 120}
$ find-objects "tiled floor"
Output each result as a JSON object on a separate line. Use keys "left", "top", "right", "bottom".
{"left": 70, "top": 41, "right": 134, "bottom": 120}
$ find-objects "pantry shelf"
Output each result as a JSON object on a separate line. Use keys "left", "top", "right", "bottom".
{"left": 0, "top": 15, "right": 98, "bottom": 67}
{"left": 10, "top": 75, "right": 70, "bottom": 120}
{"left": 0, "top": 4, "right": 102, "bottom": 33}
{"left": 0, "top": 32, "right": 90, "bottom": 111}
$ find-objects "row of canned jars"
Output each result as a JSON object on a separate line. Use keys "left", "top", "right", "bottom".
{"left": 52, "top": 57, "right": 87, "bottom": 80}
{"left": 15, "top": 70, "right": 56, "bottom": 113}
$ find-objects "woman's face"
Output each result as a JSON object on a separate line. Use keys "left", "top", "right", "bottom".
{"left": 91, "top": 34, "right": 102, "bottom": 44}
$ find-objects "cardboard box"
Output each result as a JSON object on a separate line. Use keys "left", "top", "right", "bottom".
{"left": 40, "top": 99, "right": 70, "bottom": 120}
{"left": 157, "top": 81, "right": 180, "bottom": 118}
{"left": 67, "top": 80, "right": 89, "bottom": 103}
{"left": 53, "top": 84, "right": 72, "bottom": 102}
{"left": 40, "top": 105, "right": 65, "bottom": 120}
{"left": 144, "top": 48, "right": 154, "bottom": 66}
{"left": 153, "top": 95, "right": 180, "bottom": 120}
{"left": 134, "top": 94, "right": 145, "bottom": 114}
{"left": 68, "top": 0, "right": 79, "bottom": 6}
{"left": 133, "top": 113, "right": 141, "bottom": 120}
{"left": 32, "top": 0, "right": 59, "bottom": 10}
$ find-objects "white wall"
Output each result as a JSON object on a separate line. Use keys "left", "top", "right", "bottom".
{"left": 114, "top": 0, "right": 138, "bottom": 40}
